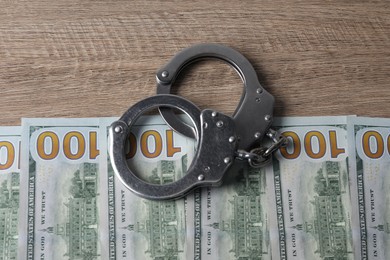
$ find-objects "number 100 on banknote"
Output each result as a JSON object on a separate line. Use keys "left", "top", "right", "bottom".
{"left": 269, "top": 117, "right": 354, "bottom": 260}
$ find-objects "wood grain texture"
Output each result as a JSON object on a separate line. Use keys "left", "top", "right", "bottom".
{"left": 1, "top": 0, "right": 389, "bottom": 125}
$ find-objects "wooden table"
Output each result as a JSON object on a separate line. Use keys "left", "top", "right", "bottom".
{"left": 1, "top": 1, "right": 389, "bottom": 126}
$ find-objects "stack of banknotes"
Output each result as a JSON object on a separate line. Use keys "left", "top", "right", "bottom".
{"left": 0, "top": 115, "right": 389, "bottom": 259}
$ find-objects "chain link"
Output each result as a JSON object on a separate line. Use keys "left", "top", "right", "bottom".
{"left": 235, "top": 149, "right": 259, "bottom": 161}
{"left": 248, "top": 147, "right": 271, "bottom": 168}
{"left": 235, "top": 128, "right": 288, "bottom": 168}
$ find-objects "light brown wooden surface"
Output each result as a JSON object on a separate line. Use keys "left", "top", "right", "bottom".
{"left": 1, "top": 0, "right": 389, "bottom": 126}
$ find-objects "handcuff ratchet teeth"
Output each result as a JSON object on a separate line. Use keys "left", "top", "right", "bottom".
{"left": 110, "top": 43, "right": 287, "bottom": 200}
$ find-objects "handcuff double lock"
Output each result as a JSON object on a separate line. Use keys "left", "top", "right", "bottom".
{"left": 109, "top": 43, "right": 287, "bottom": 200}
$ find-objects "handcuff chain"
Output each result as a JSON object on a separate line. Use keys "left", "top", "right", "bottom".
{"left": 235, "top": 128, "right": 288, "bottom": 168}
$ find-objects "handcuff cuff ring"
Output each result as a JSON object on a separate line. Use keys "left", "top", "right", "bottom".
{"left": 109, "top": 94, "right": 237, "bottom": 200}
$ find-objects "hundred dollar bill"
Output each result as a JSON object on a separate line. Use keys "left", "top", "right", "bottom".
{"left": 0, "top": 126, "right": 21, "bottom": 260}
{"left": 269, "top": 117, "right": 354, "bottom": 259}
{"left": 348, "top": 117, "right": 390, "bottom": 260}
{"left": 100, "top": 116, "right": 197, "bottom": 260}
{"left": 18, "top": 118, "right": 109, "bottom": 260}
{"left": 200, "top": 163, "right": 274, "bottom": 260}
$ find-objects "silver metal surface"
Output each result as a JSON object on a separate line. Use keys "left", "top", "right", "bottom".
{"left": 237, "top": 127, "right": 288, "bottom": 167}
{"left": 263, "top": 128, "right": 288, "bottom": 157}
{"left": 156, "top": 43, "right": 274, "bottom": 151}
{"left": 111, "top": 44, "right": 286, "bottom": 200}
{"left": 247, "top": 147, "right": 271, "bottom": 168}
{"left": 114, "top": 125, "right": 123, "bottom": 133}
{"left": 110, "top": 94, "right": 237, "bottom": 200}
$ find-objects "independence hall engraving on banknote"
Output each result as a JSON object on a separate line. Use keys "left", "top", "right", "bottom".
{"left": 208, "top": 166, "right": 267, "bottom": 259}
{"left": 123, "top": 157, "right": 187, "bottom": 259}
{"left": 0, "top": 172, "right": 19, "bottom": 260}
{"left": 292, "top": 161, "right": 350, "bottom": 258}
{"left": 40, "top": 163, "right": 99, "bottom": 259}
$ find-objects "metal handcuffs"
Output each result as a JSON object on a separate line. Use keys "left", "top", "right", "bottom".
{"left": 110, "top": 43, "right": 286, "bottom": 200}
